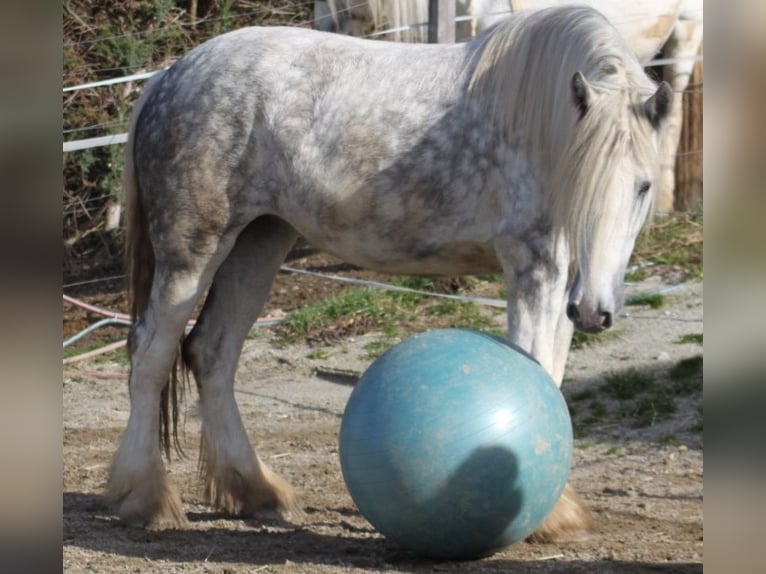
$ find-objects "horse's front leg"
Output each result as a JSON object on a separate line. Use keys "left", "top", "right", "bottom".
{"left": 498, "top": 240, "right": 594, "bottom": 543}
{"left": 498, "top": 237, "right": 568, "bottom": 377}
{"left": 551, "top": 291, "right": 576, "bottom": 386}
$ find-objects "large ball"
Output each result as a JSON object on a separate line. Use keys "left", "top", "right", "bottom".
{"left": 339, "top": 328, "right": 572, "bottom": 560}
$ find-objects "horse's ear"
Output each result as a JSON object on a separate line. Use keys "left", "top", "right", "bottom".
{"left": 644, "top": 81, "right": 673, "bottom": 129}
{"left": 571, "top": 71, "right": 593, "bottom": 120}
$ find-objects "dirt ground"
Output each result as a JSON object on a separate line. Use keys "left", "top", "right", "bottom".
{"left": 63, "top": 252, "right": 703, "bottom": 573}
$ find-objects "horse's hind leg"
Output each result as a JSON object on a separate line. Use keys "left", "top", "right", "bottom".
{"left": 108, "top": 233, "right": 239, "bottom": 528}
{"left": 182, "top": 216, "right": 302, "bottom": 519}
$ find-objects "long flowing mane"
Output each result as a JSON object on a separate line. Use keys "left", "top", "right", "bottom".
{"left": 464, "top": 6, "right": 661, "bottom": 255}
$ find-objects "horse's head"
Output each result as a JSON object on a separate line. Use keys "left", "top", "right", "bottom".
{"left": 557, "top": 71, "right": 673, "bottom": 333}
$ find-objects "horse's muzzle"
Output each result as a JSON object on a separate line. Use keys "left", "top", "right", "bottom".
{"left": 567, "top": 302, "right": 612, "bottom": 333}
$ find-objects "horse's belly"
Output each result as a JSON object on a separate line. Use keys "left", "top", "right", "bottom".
{"left": 301, "top": 230, "right": 502, "bottom": 276}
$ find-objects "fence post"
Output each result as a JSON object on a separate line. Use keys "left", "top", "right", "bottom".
{"left": 674, "top": 43, "right": 703, "bottom": 212}
{"left": 428, "top": 0, "right": 455, "bottom": 43}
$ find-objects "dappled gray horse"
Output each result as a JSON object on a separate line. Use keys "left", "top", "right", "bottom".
{"left": 109, "top": 5, "right": 671, "bottom": 542}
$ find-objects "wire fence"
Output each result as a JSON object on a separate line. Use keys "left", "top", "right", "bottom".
{"left": 62, "top": 0, "right": 704, "bottom": 151}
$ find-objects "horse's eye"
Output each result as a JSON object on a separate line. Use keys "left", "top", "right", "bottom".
{"left": 638, "top": 181, "right": 651, "bottom": 196}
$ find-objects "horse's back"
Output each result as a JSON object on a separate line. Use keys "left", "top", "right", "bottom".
{"left": 133, "top": 27, "right": 466, "bottom": 210}
{"left": 131, "top": 26, "right": 505, "bottom": 272}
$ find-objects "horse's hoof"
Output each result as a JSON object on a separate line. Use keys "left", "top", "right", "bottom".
{"left": 526, "top": 483, "right": 594, "bottom": 544}
{"left": 107, "top": 459, "right": 188, "bottom": 529}
{"left": 202, "top": 456, "right": 305, "bottom": 523}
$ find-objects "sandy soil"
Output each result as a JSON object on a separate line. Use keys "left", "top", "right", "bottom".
{"left": 63, "top": 267, "right": 703, "bottom": 573}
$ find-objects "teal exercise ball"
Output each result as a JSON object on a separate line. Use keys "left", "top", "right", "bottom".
{"left": 339, "top": 328, "right": 572, "bottom": 560}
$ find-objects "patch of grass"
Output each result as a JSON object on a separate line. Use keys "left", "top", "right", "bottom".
{"left": 669, "top": 355, "right": 703, "bottom": 395}
{"left": 362, "top": 338, "right": 397, "bottom": 360}
{"left": 395, "top": 276, "right": 438, "bottom": 292}
{"left": 677, "top": 333, "right": 703, "bottom": 345}
{"left": 276, "top": 288, "right": 422, "bottom": 344}
{"left": 307, "top": 348, "right": 331, "bottom": 360}
{"left": 624, "top": 267, "right": 649, "bottom": 282}
{"left": 273, "top": 279, "right": 506, "bottom": 348}
{"left": 606, "top": 445, "right": 622, "bottom": 455}
{"left": 603, "top": 369, "right": 655, "bottom": 400}
{"left": 669, "top": 355, "right": 703, "bottom": 380}
{"left": 570, "top": 360, "right": 703, "bottom": 436}
{"left": 589, "top": 400, "right": 607, "bottom": 419}
{"left": 570, "top": 389, "right": 597, "bottom": 402}
{"left": 626, "top": 293, "right": 665, "bottom": 309}
{"left": 64, "top": 344, "right": 128, "bottom": 366}
{"left": 582, "top": 415, "right": 601, "bottom": 428}
{"left": 423, "top": 300, "right": 497, "bottom": 331}
{"left": 424, "top": 300, "right": 463, "bottom": 316}
{"left": 658, "top": 434, "right": 683, "bottom": 447}
{"left": 630, "top": 213, "right": 703, "bottom": 280}
{"left": 634, "top": 391, "right": 677, "bottom": 427}
{"left": 671, "top": 376, "right": 703, "bottom": 396}
{"left": 572, "top": 422, "right": 590, "bottom": 439}
{"left": 598, "top": 368, "right": 683, "bottom": 428}
{"left": 570, "top": 328, "right": 620, "bottom": 350}
{"left": 246, "top": 327, "right": 266, "bottom": 340}
{"left": 571, "top": 400, "right": 608, "bottom": 434}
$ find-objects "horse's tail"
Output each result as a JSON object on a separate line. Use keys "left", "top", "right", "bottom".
{"left": 124, "top": 80, "right": 153, "bottom": 322}
{"left": 123, "top": 71, "right": 185, "bottom": 460}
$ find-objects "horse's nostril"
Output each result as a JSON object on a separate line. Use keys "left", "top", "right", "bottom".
{"left": 567, "top": 303, "right": 579, "bottom": 322}
{"left": 602, "top": 311, "right": 613, "bottom": 329}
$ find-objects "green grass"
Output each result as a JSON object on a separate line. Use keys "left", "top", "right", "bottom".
{"left": 570, "top": 389, "right": 597, "bottom": 402}
{"left": 395, "top": 276, "right": 439, "bottom": 292}
{"left": 626, "top": 293, "right": 665, "bottom": 309}
{"left": 670, "top": 355, "right": 703, "bottom": 380}
{"left": 634, "top": 391, "right": 677, "bottom": 426}
{"left": 307, "top": 348, "right": 331, "bottom": 360}
{"left": 603, "top": 369, "right": 655, "bottom": 400}
{"left": 677, "top": 333, "right": 703, "bottom": 345}
{"left": 275, "top": 288, "right": 422, "bottom": 344}
{"left": 630, "top": 213, "right": 703, "bottom": 280}
{"left": 273, "top": 277, "right": 508, "bottom": 348}
{"left": 624, "top": 267, "right": 649, "bottom": 282}
{"left": 423, "top": 300, "right": 498, "bottom": 331}
{"left": 63, "top": 343, "right": 128, "bottom": 366}
{"left": 362, "top": 338, "right": 397, "bottom": 360}
{"left": 571, "top": 358, "right": 704, "bottom": 435}
{"left": 570, "top": 328, "right": 620, "bottom": 350}
{"left": 669, "top": 355, "right": 703, "bottom": 395}
{"left": 601, "top": 366, "right": 692, "bottom": 427}
{"left": 589, "top": 400, "right": 607, "bottom": 419}
{"left": 658, "top": 434, "right": 683, "bottom": 447}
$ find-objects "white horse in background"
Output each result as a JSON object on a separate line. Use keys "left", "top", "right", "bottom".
{"left": 109, "top": 5, "right": 672, "bottom": 543}
{"left": 315, "top": 0, "right": 703, "bottom": 211}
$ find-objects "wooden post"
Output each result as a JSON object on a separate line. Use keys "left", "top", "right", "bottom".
{"left": 674, "top": 43, "right": 703, "bottom": 212}
{"left": 428, "top": 0, "right": 455, "bottom": 43}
